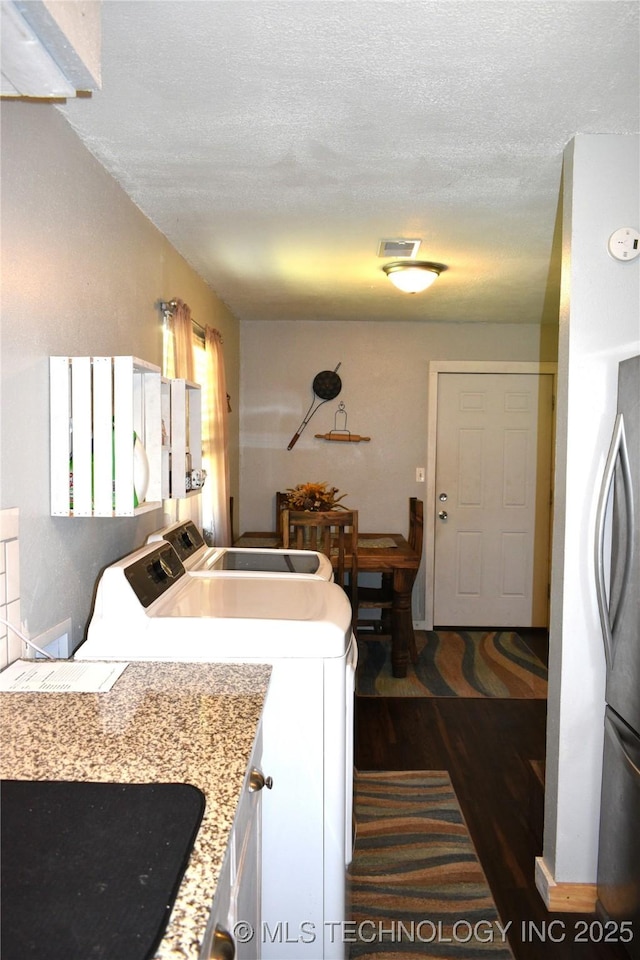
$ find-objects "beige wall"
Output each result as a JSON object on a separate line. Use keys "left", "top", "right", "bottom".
{"left": 239, "top": 318, "right": 557, "bottom": 618}
{"left": 0, "top": 100, "right": 239, "bottom": 653}
{"left": 0, "top": 97, "right": 559, "bottom": 648}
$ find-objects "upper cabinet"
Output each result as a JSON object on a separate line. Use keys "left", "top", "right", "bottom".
{"left": 50, "top": 356, "right": 202, "bottom": 518}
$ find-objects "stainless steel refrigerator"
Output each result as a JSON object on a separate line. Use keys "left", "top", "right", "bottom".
{"left": 595, "top": 353, "right": 640, "bottom": 956}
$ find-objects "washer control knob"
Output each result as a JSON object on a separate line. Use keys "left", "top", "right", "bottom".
{"left": 151, "top": 558, "right": 172, "bottom": 581}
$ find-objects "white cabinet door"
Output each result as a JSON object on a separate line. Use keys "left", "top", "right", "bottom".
{"left": 200, "top": 725, "right": 265, "bottom": 960}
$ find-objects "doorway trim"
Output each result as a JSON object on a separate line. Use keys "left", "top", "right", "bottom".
{"left": 424, "top": 360, "right": 558, "bottom": 629}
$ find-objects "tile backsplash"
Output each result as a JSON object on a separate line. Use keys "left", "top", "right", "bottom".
{"left": 0, "top": 508, "right": 22, "bottom": 669}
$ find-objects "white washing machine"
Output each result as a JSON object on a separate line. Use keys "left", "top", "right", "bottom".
{"left": 147, "top": 519, "right": 333, "bottom": 580}
{"left": 76, "top": 540, "right": 355, "bottom": 960}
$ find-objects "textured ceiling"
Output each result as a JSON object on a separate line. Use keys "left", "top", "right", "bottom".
{"left": 59, "top": 1, "right": 639, "bottom": 324}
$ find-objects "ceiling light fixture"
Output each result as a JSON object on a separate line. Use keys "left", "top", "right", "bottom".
{"left": 383, "top": 260, "right": 446, "bottom": 294}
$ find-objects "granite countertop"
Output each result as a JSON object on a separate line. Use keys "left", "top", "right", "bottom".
{"left": 0, "top": 660, "right": 271, "bottom": 959}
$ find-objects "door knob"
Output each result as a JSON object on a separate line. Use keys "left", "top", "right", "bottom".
{"left": 439, "top": 492, "right": 448, "bottom": 501}
{"left": 249, "top": 768, "right": 274, "bottom": 792}
{"left": 438, "top": 510, "right": 448, "bottom": 521}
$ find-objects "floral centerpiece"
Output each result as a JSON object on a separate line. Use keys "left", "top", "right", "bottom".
{"left": 284, "top": 482, "right": 347, "bottom": 512}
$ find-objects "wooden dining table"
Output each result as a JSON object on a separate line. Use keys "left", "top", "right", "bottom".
{"left": 234, "top": 531, "right": 421, "bottom": 678}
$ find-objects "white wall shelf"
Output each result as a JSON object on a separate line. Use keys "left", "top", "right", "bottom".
{"left": 170, "top": 379, "right": 202, "bottom": 499}
{"left": 160, "top": 377, "right": 172, "bottom": 502}
{"left": 50, "top": 356, "right": 163, "bottom": 517}
{"left": 50, "top": 357, "right": 202, "bottom": 517}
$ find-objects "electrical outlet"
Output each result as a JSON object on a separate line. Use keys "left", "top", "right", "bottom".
{"left": 416, "top": 467, "right": 425, "bottom": 483}
{"left": 31, "top": 618, "right": 72, "bottom": 659}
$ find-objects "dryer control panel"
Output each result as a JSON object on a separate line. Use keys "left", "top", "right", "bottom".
{"left": 124, "top": 543, "right": 185, "bottom": 608}
{"left": 161, "top": 520, "right": 205, "bottom": 563}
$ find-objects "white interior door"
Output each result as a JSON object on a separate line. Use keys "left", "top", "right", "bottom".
{"left": 433, "top": 372, "right": 554, "bottom": 627}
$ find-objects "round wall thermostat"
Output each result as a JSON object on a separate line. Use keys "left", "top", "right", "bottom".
{"left": 608, "top": 227, "right": 640, "bottom": 261}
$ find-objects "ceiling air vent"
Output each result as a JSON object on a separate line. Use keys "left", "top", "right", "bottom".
{"left": 377, "top": 239, "right": 421, "bottom": 259}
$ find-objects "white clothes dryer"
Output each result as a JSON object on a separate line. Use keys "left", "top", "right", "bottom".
{"left": 76, "top": 540, "right": 355, "bottom": 960}
{"left": 146, "top": 519, "right": 333, "bottom": 580}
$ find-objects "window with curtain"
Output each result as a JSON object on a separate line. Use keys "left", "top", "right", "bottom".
{"left": 163, "top": 300, "right": 231, "bottom": 546}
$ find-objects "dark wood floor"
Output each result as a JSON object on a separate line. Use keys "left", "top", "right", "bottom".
{"left": 354, "top": 629, "right": 630, "bottom": 960}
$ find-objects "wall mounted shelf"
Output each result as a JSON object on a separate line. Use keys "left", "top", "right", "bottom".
{"left": 313, "top": 401, "right": 371, "bottom": 443}
{"left": 170, "top": 379, "right": 202, "bottom": 499}
{"left": 50, "top": 356, "right": 202, "bottom": 517}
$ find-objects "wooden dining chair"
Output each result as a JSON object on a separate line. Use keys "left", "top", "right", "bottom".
{"left": 281, "top": 509, "right": 359, "bottom": 627}
{"left": 357, "top": 498, "right": 423, "bottom": 662}
{"left": 274, "top": 492, "right": 289, "bottom": 535}
{"left": 408, "top": 497, "right": 424, "bottom": 557}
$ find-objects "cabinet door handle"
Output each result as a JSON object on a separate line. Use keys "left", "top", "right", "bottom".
{"left": 249, "top": 768, "right": 273, "bottom": 792}
{"left": 209, "top": 924, "right": 235, "bottom": 960}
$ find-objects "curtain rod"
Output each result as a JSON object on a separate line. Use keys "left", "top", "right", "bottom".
{"left": 160, "top": 299, "right": 208, "bottom": 340}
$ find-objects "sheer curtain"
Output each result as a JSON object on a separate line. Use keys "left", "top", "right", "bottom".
{"left": 167, "top": 299, "right": 195, "bottom": 381}
{"left": 201, "top": 327, "right": 231, "bottom": 546}
{"left": 164, "top": 299, "right": 230, "bottom": 545}
{"left": 163, "top": 299, "right": 197, "bottom": 526}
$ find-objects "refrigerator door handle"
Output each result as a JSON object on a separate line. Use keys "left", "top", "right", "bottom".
{"left": 595, "top": 413, "right": 635, "bottom": 670}
{"left": 605, "top": 709, "right": 640, "bottom": 777}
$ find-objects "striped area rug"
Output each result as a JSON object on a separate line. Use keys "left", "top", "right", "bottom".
{"left": 348, "top": 771, "right": 514, "bottom": 959}
{"left": 356, "top": 630, "right": 547, "bottom": 698}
